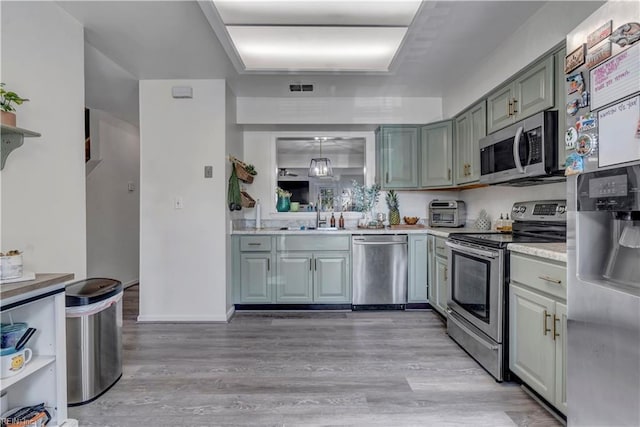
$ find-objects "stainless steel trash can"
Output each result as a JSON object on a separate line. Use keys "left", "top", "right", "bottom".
{"left": 65, "top": 278, "right": 123, "bottom": 406}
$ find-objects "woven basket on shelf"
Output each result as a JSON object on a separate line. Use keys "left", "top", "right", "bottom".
{"left": 240, "top": 191, "right": 256, "bottom": 208}
{"left": 234, "top": 163, "right": 254, "bottom": 184}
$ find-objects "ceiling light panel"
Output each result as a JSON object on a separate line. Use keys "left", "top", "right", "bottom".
{"left": 227, "top": 26, "right": 407, "bottom": 71}
{"left": 213, "top": 1, "right": 422, "bottom": 26}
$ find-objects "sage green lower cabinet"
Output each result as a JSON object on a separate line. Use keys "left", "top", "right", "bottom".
{"left": 509, "top": 253, "right": 567, "bottom": 415}
{"left": 275, "top": 236, "right": 351, "bottom": 304}
{"left": 427, "top": 235, "right": 448, "bottom": 315}
{"left": 408, "top": 235, "right": 428, "bottom": 302}
{"left": 239, "top": 253, "right": 274, "bottom": 303}
{"left": 276, "top": 253, "right": 314, "bottom": 303}
{"left": 313, "top": 252, "right": 350, "bottom": 303}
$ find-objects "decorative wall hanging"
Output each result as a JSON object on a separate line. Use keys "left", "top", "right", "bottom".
{"left": 565, "top": 44, "right": 586, "bottom": 73}
{"left": 609, "top": 22, "right": 640, "bottom": 48}
{"left": 588, "top": 20, "right": 613, "bottom": 48}
{"left": 567, "top": 72, "right": 584, "bottom": 94}
{"left": 590, "top": 43, "right": 640, "bottom": 109}
{"left": 586, "top": 42, "right": 612, "bottom": 69}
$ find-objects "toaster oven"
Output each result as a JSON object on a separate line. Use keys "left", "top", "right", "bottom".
{"left": 429, "top": 200, "right": 466, "bottom": 227}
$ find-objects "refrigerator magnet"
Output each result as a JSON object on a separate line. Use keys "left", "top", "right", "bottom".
{"left": 564, "top": 152, "right": 584, "bottom": 176}
{"left": 579, "top": 90, "right": 590, "bottom": 108}
{"left": 609, "top": 22, "right": 640, "bottom": 48}
{"left": 567, "top": 72, "right": 584, "bottom": 94}
{"left": 566, "top": 127, "right": 578, "bottom": 149}
{"left": 576, "top": 114, "right": 597, "bottom": 132}
{"left": 567, "top": 99, "right": 580, "bottom": 116}
{"left": 565, "top": 44, "right": 586, "bottom": 73}
{"left": 576, "top": 134, "right": 594, "bottom": 156}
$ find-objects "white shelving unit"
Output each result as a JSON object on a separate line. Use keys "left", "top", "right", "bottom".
{"left": 1, "top": 278, "right": 69, "bottom": 426}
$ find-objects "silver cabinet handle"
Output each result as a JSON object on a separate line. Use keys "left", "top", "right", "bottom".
{"left": 248, "top": 243, "right": 261, "bottom": 246}
{"left": 543, "top": 310, "right": 551, "bottom": 336}
{"left": 512, "top": 98, "right": 518, "bottom": 113}
{"left": 538, "top": 275, "right": 562, "bottom": 284}
{"left": 267, "top": 258, "right": 270, "bottom": 271}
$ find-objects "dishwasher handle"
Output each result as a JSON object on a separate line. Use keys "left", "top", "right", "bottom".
{"left": 352, "top": 240, "right": 407, "bottom": 246}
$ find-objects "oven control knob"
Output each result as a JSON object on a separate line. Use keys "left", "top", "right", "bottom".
{"left": 557, "top": 205, "right": 566, "bottom": 214}
{"left": 517, "top": 206, "right": 526, "bottom": 214}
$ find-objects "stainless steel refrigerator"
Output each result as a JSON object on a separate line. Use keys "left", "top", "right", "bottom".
{"left": 566, "top": 2, "right": 640, "bottom": 426}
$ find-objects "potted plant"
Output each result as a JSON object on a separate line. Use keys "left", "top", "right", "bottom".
{"left": 0, "top": 83, "right": 28, "bottom": 127}
{"left": 275, "top": 187, "right": 292, "bottom": 212}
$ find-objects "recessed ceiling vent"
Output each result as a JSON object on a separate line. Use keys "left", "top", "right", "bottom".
{"left": 289, "top": 83, "right": 314, "bottom": 93}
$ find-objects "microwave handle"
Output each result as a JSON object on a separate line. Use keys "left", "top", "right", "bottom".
{"left": 512, "top": 126, "right": 525, "bottom": 174}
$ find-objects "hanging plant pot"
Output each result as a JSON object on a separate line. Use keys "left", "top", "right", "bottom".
{"left": 1, "top": 111, "right": 16, "bottom": 127}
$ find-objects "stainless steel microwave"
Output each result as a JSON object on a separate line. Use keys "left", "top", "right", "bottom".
{"left": 479, "top": 111, "right": 561, "bottom": 185}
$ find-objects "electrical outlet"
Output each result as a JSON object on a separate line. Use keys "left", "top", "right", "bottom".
{"left": 127, "top": 182, "right": 135, "bottom": 192}
{"left": 174, "top": 197, "right": 184, "bottom": 209}
{"left": 204, "top": 165, "right": 213, "bottom": 178}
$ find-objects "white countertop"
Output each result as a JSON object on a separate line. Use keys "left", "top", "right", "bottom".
{"left": 507, "top": 242, "right": 567, "bottom": 262}
{"left": 232, "top": 226, "right": 492, "bottom": 237}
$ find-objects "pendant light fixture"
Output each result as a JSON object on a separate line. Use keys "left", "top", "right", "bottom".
{"left": 308, "top": 137, "right": 333, "bottom": 177}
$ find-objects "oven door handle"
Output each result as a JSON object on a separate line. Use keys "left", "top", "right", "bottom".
{"left": 445, "top": 241, "right": 499, "bottom": 259}
{"left": 448, "top": 310, "right": 499, "bottom": 351}
{"left": 512, "top": 125, "right": 525, "bottom": 174}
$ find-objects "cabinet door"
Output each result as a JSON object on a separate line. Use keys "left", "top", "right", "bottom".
{"left": 380, "top": 126, "right": 419, "bottom": 189}
{"left": 466, "top": 101, "right": 486, "bottom": 183}
{"left": 434, "top": 256, "right": 448, "bottom": 315}
{"left": 427, "top": 235, "right": 435, "bottom": 304}
{"left": 408, "top": 235, "right": 428, "bottom": 302}
{"left": 420, "top": 121, "right": 453, "bottom": 188}
{"left": 314, "top": 252, "right": 350, "bottom": 303}
{"left": 454, "top": 101, "right": 485, "bottom": 186}
{"left": 239, "top": 253, "right": 273, "bottom": 303}
{"left": 454, "top": 113, "right": 470, "bottom": 185}
{"left": 509, "top": 284, "right": 556, "bottom": 403}
{"left": 487, "top": 83, "right": 515, "bottom": 134}
{"left": 514, "top": 55, "right": 554, "bottom": 120}
{"left": 554, "top": 302, "right": 568, "bottom": 415}
{"left": 276, "top": 253, "right": 313, "bottom": 303}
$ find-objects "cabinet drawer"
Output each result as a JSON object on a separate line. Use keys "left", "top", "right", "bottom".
{"left": 240, "top": 236, "right": 272, "bottom": 251}
{"left": 277, "top": 235, "right": 350, "bottom": 252}
{"left": 511, "top": 253, "right": 566, "bottom": 300}
{"left": 435, "top": 237, "right": 448, "bottom": 258}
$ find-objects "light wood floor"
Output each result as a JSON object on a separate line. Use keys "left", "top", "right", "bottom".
{"left": 69, "top": 286, "right": 560, "bottom": 426}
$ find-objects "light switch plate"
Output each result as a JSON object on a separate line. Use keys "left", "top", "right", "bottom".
{"left": 204, "top": 165, "right": 213, "bottom": 178}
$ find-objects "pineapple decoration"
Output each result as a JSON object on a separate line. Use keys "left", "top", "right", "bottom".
{"left": 386, "top": 190, "right": 401, "bottom": 225}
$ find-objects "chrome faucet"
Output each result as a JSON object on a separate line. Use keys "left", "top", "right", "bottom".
{"left": 316, "top": 195, "right": 326, "bottom": 229}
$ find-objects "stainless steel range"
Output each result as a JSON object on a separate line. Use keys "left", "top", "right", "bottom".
{"left": 445, "top": 200, "right": 567, "bottom": 381}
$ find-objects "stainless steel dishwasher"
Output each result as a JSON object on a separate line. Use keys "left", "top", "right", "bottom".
{"left": 352, "top": 234, "right": 408, "bottom": 309}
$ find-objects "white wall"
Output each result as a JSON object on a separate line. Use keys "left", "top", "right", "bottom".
{"left": 84, "top": 42, "right": 139, "bottom": 126}
{"left": 1, "top": 2, "right": 87, "bottom": 277}
{"left": 237, "top": 97, "right": 442, "bottom": 125}
{"left": 85, "top": 109, "right": 139, "bottom": 286}
{"left": 139, "top": 79, "right": 228, "bottom": 321}
{"left": 442, "top": 1, "right": 604, "bottom": 117}
{"left": 225, "top": 84, "right": 242, "bottom": 312}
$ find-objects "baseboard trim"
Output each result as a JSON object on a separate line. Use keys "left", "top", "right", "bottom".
{"left": 137, "top": 314, "right": 229, "bottom": 323}
{"left": 226, "top": 306, "right": 235, "bottom": 322}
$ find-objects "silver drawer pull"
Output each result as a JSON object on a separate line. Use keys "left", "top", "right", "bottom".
{"left": 538, "top": 275, "right": 562, "bottom": 284}
{"left": 247, "top": 243, "right": 261, "bottom": 246}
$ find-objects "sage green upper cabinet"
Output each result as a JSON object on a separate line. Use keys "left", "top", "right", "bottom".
{"left": 487, "top": 84, "right": 515, "bottom": 135}
{"left": 454, "top": 101, "right": 486, "bottom": 185}
{"left": 377, "top": 126, "right": 419, "bottom": 189}
{"left": 515, "top": 56, "right": 555, "bottom": 119}
{"left": 420, "top": 121, "right": 453, "bottom": 188}
{"left": 408, "top": 235, "right": 428, "bottom": 303}
{"left": 487, "top": 55, "right": 555, "bottom": 134}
